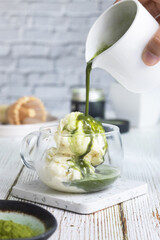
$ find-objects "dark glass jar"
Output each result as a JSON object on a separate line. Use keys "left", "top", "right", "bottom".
{"left": 71, "top": 88, "right": 105, "bottom": 118}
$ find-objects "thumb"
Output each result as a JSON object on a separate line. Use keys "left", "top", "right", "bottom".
{"left": 142, "top": 27, "right": 160, "bottom": 66}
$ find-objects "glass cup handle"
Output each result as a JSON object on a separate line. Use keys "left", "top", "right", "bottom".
{"left": 20, "top": 131, "right": 39, "bottom": 170}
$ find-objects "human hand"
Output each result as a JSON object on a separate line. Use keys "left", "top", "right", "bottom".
{"left": 116, "top": 0, "right": 160, "bottom": 66}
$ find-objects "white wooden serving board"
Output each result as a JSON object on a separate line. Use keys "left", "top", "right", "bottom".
{"left": 12, "top": 178, "right": 147, "bottom": 214}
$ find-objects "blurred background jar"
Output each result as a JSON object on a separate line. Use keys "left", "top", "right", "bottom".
{"left": 71, "top": 87, "right": 105, "bottom": 118}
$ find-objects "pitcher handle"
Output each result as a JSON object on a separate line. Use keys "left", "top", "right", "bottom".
{"left": 20, "top": 131, "right": 39, "bottom": 170}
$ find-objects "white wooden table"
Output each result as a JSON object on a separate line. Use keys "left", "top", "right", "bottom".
{"left": 1, "top": 126, "right": 160, "bottom": 240}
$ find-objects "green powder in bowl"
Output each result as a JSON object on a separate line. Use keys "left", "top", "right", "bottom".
{"left": 0, "top": 200, "right": 57, "bottom": 240}
{"left": 0, "top": 219, "right": 40, "bottom": 239}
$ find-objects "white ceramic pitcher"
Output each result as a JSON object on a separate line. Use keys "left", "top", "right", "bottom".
{"left": 85, "top": 0, "right": 160, "bottom": 93}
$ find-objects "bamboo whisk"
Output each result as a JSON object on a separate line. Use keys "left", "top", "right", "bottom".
{"left": 0, "top": 96, "right": 47, "bottom": 125}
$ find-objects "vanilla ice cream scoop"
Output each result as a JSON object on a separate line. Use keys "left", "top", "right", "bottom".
{"left": 54, "top": 112, "right": 108, "bottom": 166}
{"left": 42, "top": 112, "right": 108, "bottom": 192}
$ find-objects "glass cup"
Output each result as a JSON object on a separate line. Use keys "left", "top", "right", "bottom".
{"left": 20, "top": 123, "right": 123, "bottom": 193}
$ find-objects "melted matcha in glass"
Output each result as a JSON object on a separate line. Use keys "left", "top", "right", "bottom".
{"left": 69, "top": 165, "right": 119, "bottom": 192}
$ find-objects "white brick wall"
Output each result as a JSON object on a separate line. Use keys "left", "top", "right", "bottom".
{"left": 0, "top": 0, "right": 115, "bottom": 116}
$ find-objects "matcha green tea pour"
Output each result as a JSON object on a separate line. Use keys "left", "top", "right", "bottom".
{"left": 85, "top": 0, "right": 160, "bottom": 94}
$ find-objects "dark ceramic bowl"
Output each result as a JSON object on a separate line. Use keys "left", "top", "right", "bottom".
{"left": 0, "top": 200, "right": 57, "bottom": 240}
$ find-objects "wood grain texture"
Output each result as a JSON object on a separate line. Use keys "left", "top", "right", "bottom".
{"left": 121, "top": 127, "right": 160, "bottom": 240}
{"left": 0, "top": 138, "right": 23, "bottom": 199}
{"left": 1, "top": 126, "right": 160, "bottom": 239}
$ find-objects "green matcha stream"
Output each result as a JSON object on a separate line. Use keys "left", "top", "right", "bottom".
{"left": 85, "top": 44, "right": 111, "bottom": 116}
{"left": 64, "top": 45, "right": 120, "bottom": 192}
{"left": 45, "top": 45, "right": 119, "bottom": 192}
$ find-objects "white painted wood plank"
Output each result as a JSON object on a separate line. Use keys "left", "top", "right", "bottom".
{"left": 121, "top": 127, "right": 160, "bottom": 240}
{"left": 0, "top": 138, "right": 23, "bottom": 199}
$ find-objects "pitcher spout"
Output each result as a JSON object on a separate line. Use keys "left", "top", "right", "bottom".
{"left": 91, "top": 52, "right": 110, "bottom": 70}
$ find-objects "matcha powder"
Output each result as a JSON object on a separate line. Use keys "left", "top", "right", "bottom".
{"left": 0, "top": 219, "right": 38, "bottom": 239}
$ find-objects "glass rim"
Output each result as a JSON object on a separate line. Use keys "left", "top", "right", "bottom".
{"left": 40, "top": 122, "right": 120, "bottom": 137}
